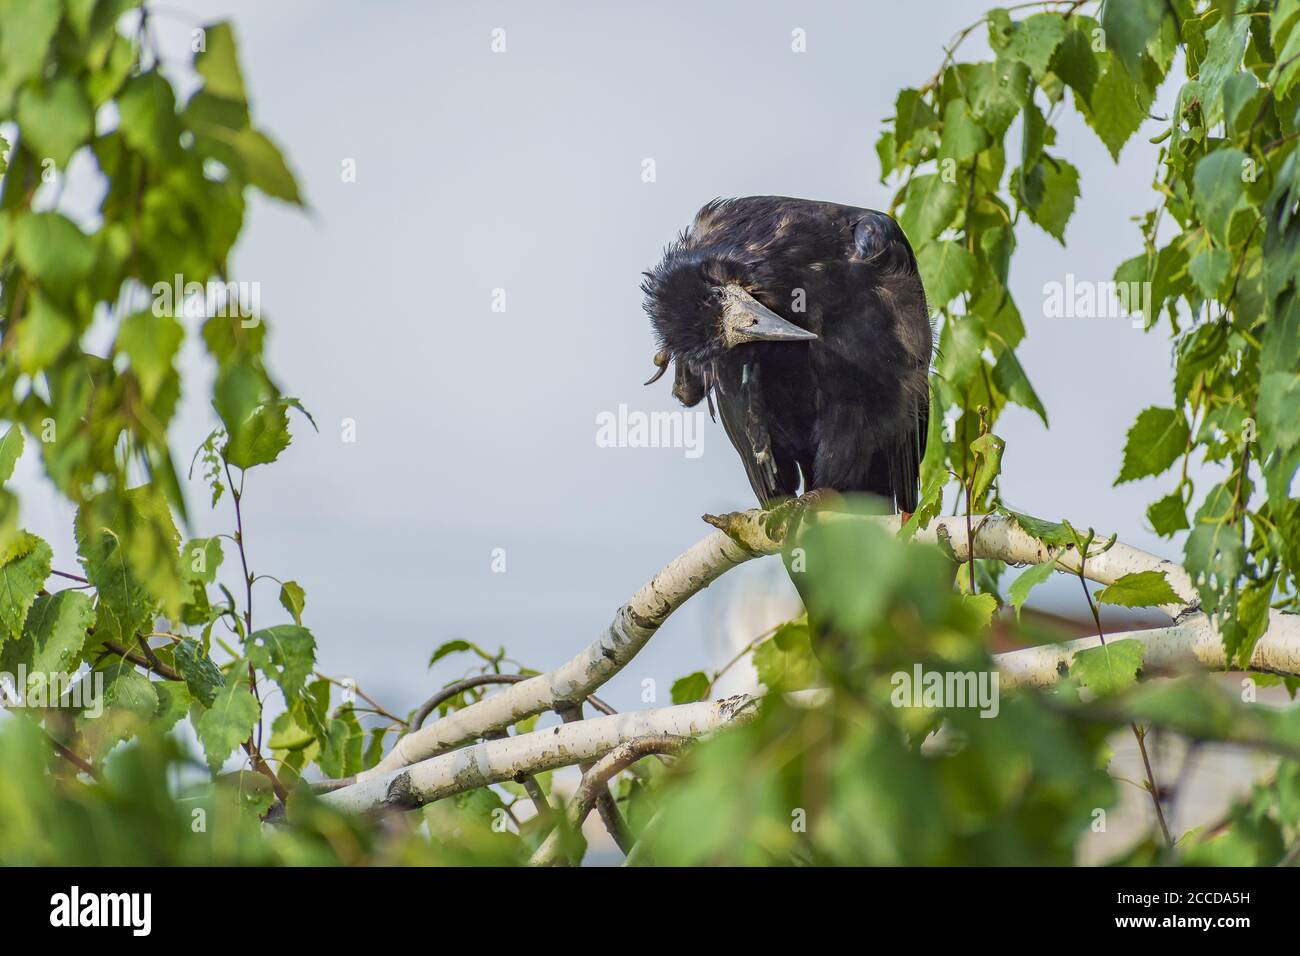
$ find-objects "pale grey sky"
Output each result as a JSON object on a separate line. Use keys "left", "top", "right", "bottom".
{"left": 19, "top": 1, "right": 1199, "bottom": 717}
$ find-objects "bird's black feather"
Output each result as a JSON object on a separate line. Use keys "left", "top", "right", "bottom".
{"left": 642, "top": 196, "right": 932, "bottom": 512}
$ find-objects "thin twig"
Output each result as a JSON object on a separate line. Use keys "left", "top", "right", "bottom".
{"left": 532, "top": 733, "right": 687, "bottom": 866}
{"left": 47, "top": 732, "right": 100, "bottom": 780}
{"left": 1076, "top": 542, "right": 1173, "bottom": 848}
{"left": 557, "top": 702, "right": 635, "bottom": 856}
{"left": 410, "top": 673, "right": 614, "bottom": 731}
{"left": 315, "top": 671, "right": 407, "bottom": 727}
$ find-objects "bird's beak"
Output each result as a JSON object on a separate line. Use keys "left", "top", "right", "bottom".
{"left": 644, "top": 349, "right": 670, "bottom": 385}
{"left": 720, "top": 285, "right": 818, "bottom": 347}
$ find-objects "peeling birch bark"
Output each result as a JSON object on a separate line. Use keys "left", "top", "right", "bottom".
{"left": 362, "top": 510, "right": 1196, "bottom": 782}
{"left": 326, "top": 696, "right": 758, "bottom": 815}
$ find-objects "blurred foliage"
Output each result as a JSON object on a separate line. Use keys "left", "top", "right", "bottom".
{"left": 0, "top": 0, "right": 422, "bottom": 861}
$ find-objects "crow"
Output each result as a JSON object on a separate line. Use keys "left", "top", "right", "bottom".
{"left": 641, "top": 196, "right": 932, "bottom": 531}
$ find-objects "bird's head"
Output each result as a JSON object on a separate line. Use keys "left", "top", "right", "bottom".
{"left": 640, "top": 246, "right": 816, "bottom": 388}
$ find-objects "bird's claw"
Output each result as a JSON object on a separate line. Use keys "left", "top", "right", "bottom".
{"left": 761, "top": 489, "right": 841, "bottom": 543}
{"left": 761, "top": 497, "right": 804, "bottom": 542}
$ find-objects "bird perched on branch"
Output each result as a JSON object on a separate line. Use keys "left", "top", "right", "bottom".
{"left": 641, "top": 196, "right": 932, "bottom": 532}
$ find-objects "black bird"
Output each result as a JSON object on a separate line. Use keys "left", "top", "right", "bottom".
{"left": 641, "top": 196, "right": 931, "bottom": 525}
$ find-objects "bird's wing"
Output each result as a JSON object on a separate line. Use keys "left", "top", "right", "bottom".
{"left": 890, "top": 394, "right": 927, "bottom": 513}
{"left": 712, "top": 361, "right": 800, "bottom": 507}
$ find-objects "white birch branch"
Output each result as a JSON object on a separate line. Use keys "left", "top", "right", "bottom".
{"left": 325, "top": 611, "right": 1300, "bottom": 815}
{"left": 325, "top": 696, "right": 758, "bottom": 815}
{"left": 995, "top": 609, "right": 1300, "bottom": 690}
{"left": 357, "top": 511, "right": 1199, "bottom": 788}
{"left": 360, "top": 526, "right": 763, "bottom": 781}
{"left": 361, "top": 510, "right": 1195, "bottom": 783}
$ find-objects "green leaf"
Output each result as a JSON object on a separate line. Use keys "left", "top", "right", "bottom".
{"left": 1095, "top": 570, "right": 1181, "bottom": 607}
{"left": 1015, "top": 156, "right": 1079, "bottom": 243}
{"left": 117, "top": 310, "right": 184, "bottom": 403}
{"left": 1188, "top": 247, "right": 1232, "bottom": 298}
{"left": 196, "top": 22, "right": 247, "bottom": 103}
{"left": 875, "top": 129, "right": 895, "bottom": 181}
{"left": 13, "top": 212, "right": 96, "bottom": 287}
{"left": 278, "top": 580, "right": 306, "bottom": 625}
{"left": 213, "top": 361, "right": 270, "bottom": 442}
{"left": 0, "top": 589, "right": 92, "bottom": 683}
{"left": 429, "top": 640, "right": 472, "bottom": 667}
{"left": 247, "top": 624, "right": 316, "bottom": 706}
{"left": 1005, "top": 510, "right": 1075, "bottom": 548}
{"left": 969, "top": 432, "right": 1005, "bottom": 502}
{"left": 196, "top": 671, "right": 260, "bottom": 773}
{"left": 892, "top": 88, "right": 939, "bottom": 154}
{"left": 1100, "top": 0, "right": 1164, "bottom": 77}
{"left": 1051, "top": 21, "right": 1100, "bottom": 104}
{"left": 152, "top": 679, "right": 193, "bottom": 733}
{"left": 117, "top": 71, "right": 181, "bottom": 166}
{"left": 75, "top": 487, "right": 186, "bottom": 637}
{"left": 1007, "top": 560, "right": 1057, "bottom": 619}
{"left": 670, "top": 670, "right": 710, "bottom": 704}
{"left": 181, "top": 537, "right": 223, "bottom": 585}
{"left": 364, "top": 726, "right": 388, "bottom": 770}
{"left": 752, "top": 618, "right": 819, "bottom": 692}
{"left": 1183, "top": 483, "right": 1245, "bottom": 613}
{"left": 799, "top": 509, "right": 954, "bottom": 638}
{"left": 319, "top": 706, "right": 364, "bottom": 778}
{"left": 223, "top": 401, "right": 291, "bottom": 469}
{"left": 79, "top": 660, "right": 159, "bottom": 755}
{"left": 1192, "top": 149, "right": 1249, "bottom": 246}
{"left": 957, "top": 591, "right": 999, "bottom": 630}
{"left": 1275, "top": 19, "right": 1300, "bottom": 99}
{"left": 0, "top": 532, "right": 52, "bottom": 644}
{"left": 969, "top": 59, "right": 1031, "bottom": 136}
{"left": 17, "top": 76, "right": 94, "bottom": 167}
{"left": 1200, "top": 16, "right": 1251, "bottom": 121}
{"left": 1258, "top": 372, "right": 1300, "bottom": 457}
{"left": 900, "top": 174, "right": 960, "bottom": 244}
{"left": 15, "top": 293, "right": 74, "bottom": 374}
{"left": 0, "top": 424, "right": 24, "bottom": 483}
{"left": 200, "top": 125, "right": 303, "bottom": 205}
{"left": 1001, "top": 12, "right": 1068, "bottom": 77}
{"left": 916, "top": 240, "right": 976, "bottom": 306}
{"left": 1115, "top": 406, "right": 1189, "bottom": 484}
{"left": 1074, "top": 55, "right": 1152, "bottom": 160}
{"left": 1224, "top": 575, "right": 1276, "bottom": 667}
{"left": 1146, "top": 491, "right": 1189, "bottom": 537}
{"left": 268, "top": 708, "right": 315, "bottom": 751}
{"left": 1071, "top": 639, "right": 1145, "bottom": 695}
{"left": 938, "top": 99, "right": 989, "bottom": 164}
{"left": 175, "top": 638, "right": 225, "bottom": 707}
{"left": 0, "top": 0, "right": 62, "bottom": 93}
{"left": 974, "top": 281, "right": 1024, "bottom": 346}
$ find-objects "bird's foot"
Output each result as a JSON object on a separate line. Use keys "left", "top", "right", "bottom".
{"left": 761, "top": 489, "right": 841, "bottom": 543}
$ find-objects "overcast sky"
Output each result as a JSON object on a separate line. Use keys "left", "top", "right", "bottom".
{"left": 18, "top": 0, "right": 1201, "bottom": 718}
